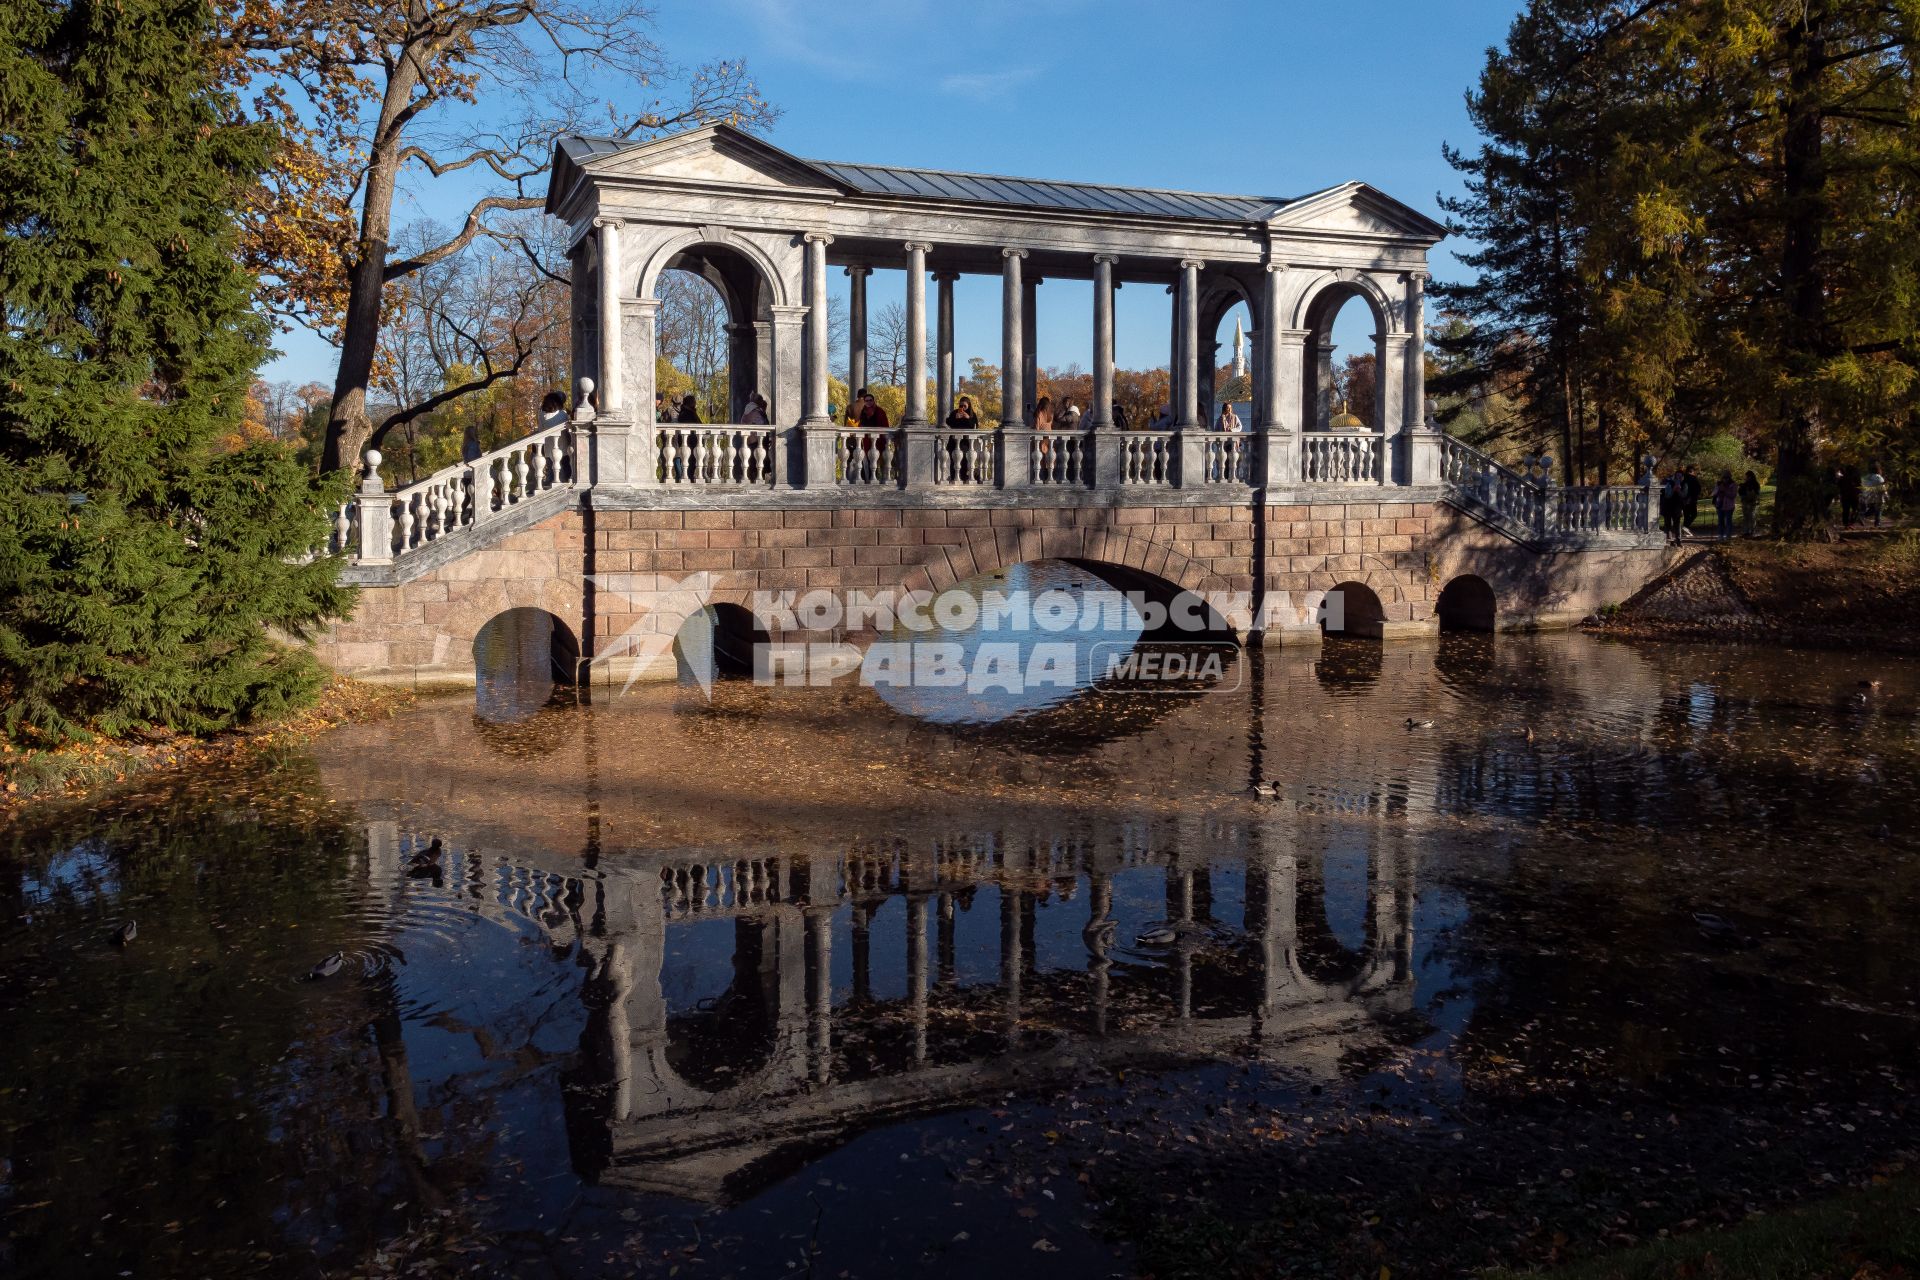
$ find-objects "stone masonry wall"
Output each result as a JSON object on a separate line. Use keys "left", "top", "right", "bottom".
{"left": 312, "top": 497, "right": 1678, "bottom": 683}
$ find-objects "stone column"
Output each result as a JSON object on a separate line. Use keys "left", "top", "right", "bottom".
{"left": 903, "top": 243, "right": 930, "bottom": 427}
{"left": 1090, "top": 254, "right": 1117, "bottom": 428}
{"left": 1021, "top": 274, "right": 1039, "bottom": 419}
{"left": 726, "top": 321, "right": 757, "bottom": 422}
{"left": 613, "top": 296, "right": 659, "bottom": 486}
{"left": 1176, "top": 259, "right": 1203, "bottom": 429}
{"left": 1403, "top": 272, "right": 1440, "bottom": 485}
{"left": 935, "top": 270, "right": 958, "bottom": 427}
{"left": 1000, "top": 249, "right": 1027, "bottom": 428}
{"left": 1314, "top": 337, "right": 1336, "bottom": 431}
{"left": 802, "top": 234, "right": 833, "bottom": 425}
{"left": 595, "top": 219, "right": 624, "bottom": 417}
{"left": 1256, "top": 265, "right": 1296, "bottom": 486}
{"left": 1381, "top": 332, "right": 1412, "bottom": 486}
{"left": 846, "top": 264, "right": 870, "bottom": 399}
{"left": 800, "top": 234, "right": 836, "bottom": 488}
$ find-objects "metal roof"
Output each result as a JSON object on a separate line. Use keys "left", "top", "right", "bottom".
{"left": 805, "top": 159, "right": 1292, "bottom": 223}
{"left": 556, "top": 130, "right": 1296, "bottom": 224}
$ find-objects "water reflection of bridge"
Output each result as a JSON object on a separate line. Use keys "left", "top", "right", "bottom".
{"left": 368, "top": 818, "right": 1417, "bottom": 1203}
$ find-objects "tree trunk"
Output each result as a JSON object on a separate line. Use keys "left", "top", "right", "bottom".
{"left": 319, "top": 60, "right": 418, "bottom": 478}
{"left": 1774, "top": 2, "right": 1829, "bottom": 528}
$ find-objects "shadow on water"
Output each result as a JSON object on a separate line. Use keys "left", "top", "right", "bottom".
{"left": 4, "top": 631, "right": 1920, "bottom": 1276}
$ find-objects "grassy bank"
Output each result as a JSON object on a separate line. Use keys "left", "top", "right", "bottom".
{"left": 1591, "top": 528, "right": 1920, "bottom": 652}
{"left": 1486, "top": 1173, "right": 1920, "bottom": 1280}
{"left": 0, "top": 675, "right": 412, "bottom": 811}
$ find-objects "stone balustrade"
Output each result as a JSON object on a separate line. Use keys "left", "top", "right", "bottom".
{"left": 350, "top": 418, "right": 576, "bottom": 567}
{"left": 335, "top": 415, "right": 1660, "bottom": 572}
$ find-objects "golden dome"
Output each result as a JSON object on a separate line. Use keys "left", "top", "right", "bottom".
{"left": 1329, "top": 398, "right": 1366, "bottom": 430}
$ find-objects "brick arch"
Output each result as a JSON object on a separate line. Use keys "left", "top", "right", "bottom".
{"left": 888, "top": 519, "right": 1237, "bottom": 602}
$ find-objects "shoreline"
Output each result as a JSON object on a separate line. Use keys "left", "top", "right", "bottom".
{"left": 0, "top": 676, "right": 414, "bottom": 816}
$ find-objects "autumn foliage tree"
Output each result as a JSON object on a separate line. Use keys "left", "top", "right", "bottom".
{"left": 214, "top": 0, "right": 774, "bottom": 476}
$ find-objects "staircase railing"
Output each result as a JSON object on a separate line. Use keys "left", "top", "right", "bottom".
{"left": 1438, "top": 434, "right": 1657, "bottom": 545}
{"left": 350, "top": 418, "right": 577, "bottom": 567}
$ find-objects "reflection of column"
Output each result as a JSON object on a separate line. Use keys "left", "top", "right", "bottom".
{"left": 850, "top": 903, "right": 871, "bottom": 1003}
{"left": 804, "top": 907, "right": 833, "bottom": 1083}
{"left": 846, "top": 264, "right": 871, "bottom": 397}
{"left": 801, "top": 234, "right": 833, "bottom": 425}
{"left": 907, "top": 895, "right": 929, "bottom": 1064}
{"left": 1000, "top": 885, "right": 1024, "bottom": 1048}
{"left": 935, "top": 271, "right": 958, "bottom": 427}
{"left": 1000, "top": 250, "right": 1027, "bottom": 428}
{"left": 1085, "top": 872, "right": 1114, "bottom": 1035}
{"left": 903, "top": 244, "right": 930, "bottom": 426}
{"left": 1090, "top": 254, "right": 1117, "bottom": 428}
{"left": 937, "top": 892, "right": 957, "bottom": 988}
{"left": 1169, "top": 867, "right": 1193, "bottom": 1019}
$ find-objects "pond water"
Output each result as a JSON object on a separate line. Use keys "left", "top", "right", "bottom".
{"left": 4, "top": 625, "right": 1919, "bottom": 1278}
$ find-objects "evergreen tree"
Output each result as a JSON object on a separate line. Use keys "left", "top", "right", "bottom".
{"left": 0, "top": 0, "right": 352, "bottom": 741}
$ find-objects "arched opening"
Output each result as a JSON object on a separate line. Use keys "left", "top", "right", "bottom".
{"left": 650, "top": 240, "right": 782, "bottom": 426}
{"left": 1204, "top": 290, "right": 1255, "bottom": 435}
{"left": 1301, "top": 281, "right": 1389, "bottom": 440}
{"left": 473, "top": 607, "right": 579, "bottom": 722}
{"left": 1322, "top": 581, "right": 1386, "bottom": 640}
{"left": 872, "top": 559, "right": 1237, "bottom": 728}
{"left": 672, "top": 603, "right": 771, "bottom": 686}
{"left": 1436, "top": 574, "right": 1497, "bottom": 633}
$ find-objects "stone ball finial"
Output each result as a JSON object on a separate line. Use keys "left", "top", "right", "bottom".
{"left": 365, "top": 448, "right": 383, "bottom": 469}
{"left": 578, "top": 376, "right": 595, "bottom": 397}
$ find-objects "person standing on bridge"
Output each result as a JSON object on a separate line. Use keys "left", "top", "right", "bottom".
{"left": 1033, "top": 396, "right": 1054, "bottom": 431}
{"left": 945, "top": 395, "right": 980, "bottom": 430}
{"left": 1681, "top": 465, "right": 1702, "bottom": 536}
{"left": 1739, "top": 470, "right": 1762, "bottom": 537}
{"left": 1712, "top": 471, "right": 1739, "bottom": 542}
{"left": 538, "top": 391, "right": 568, "bottom": 433}
{"left": 1058, "top": 398, "right": 1082, "bottom": 431}
{"left": 1215, "top": 401, "right": 1242, "bottom": 433}
{"left": 741, "top": 393, "right": 770, "bottom": 425}
{"left": 1659, "top": 469, "right": 1687, "bottom": 545}
{"left": 1111, "top": 401, "right": 1130, "bottom": 430}
{"left": 676, "top": 394, "right": 701, "bottom": 424}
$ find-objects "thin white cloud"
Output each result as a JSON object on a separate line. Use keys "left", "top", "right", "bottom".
{"left": 938, "top": 66, "right": 1042, "bottom": 100}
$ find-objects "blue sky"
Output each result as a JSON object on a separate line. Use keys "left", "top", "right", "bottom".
{"left": 262, "top": 0, "right": 1521, "bottom": 393}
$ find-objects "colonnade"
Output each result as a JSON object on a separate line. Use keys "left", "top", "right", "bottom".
{"left": 796, "top": 235, "right": 1305, "bottom": 436}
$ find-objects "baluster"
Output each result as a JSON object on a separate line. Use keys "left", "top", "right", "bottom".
{"left": 394, "top": 496, "right": 414, "bottom": 551}
{"left": 510, "top": 446, "right": 528, "bottom": 502}
{"left": 333, "top": 502, "right": 351, "bottom": 553}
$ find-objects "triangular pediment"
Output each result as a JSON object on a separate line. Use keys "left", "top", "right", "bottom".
{"left": 574, "top": 124, "right": 841, "bottom": 192}
{"left": 1266, "top": 182, "right": 1446, "bottom": 243}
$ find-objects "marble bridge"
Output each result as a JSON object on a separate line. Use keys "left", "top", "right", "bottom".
{"left": 316, "top": 123, "right": 1676, "bottom": 684}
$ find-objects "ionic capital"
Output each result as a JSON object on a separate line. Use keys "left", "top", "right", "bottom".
{"left": 1091, "top": 252, "right": 1120, "bottom": 266}
{"left": 803, "top": 232, "right": 834, "bottom": 247}
{"left": 1178, "top": 257, "right": 1205, "bottom": 271}
{"left": 1002, "top": 247, "right": 1029, "bottom": 260}
{"left": 843, "top": 263, "right": 872, "bottom": 278}
{"left": 902, "top": 241, "right": 932, "bottom": 255}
